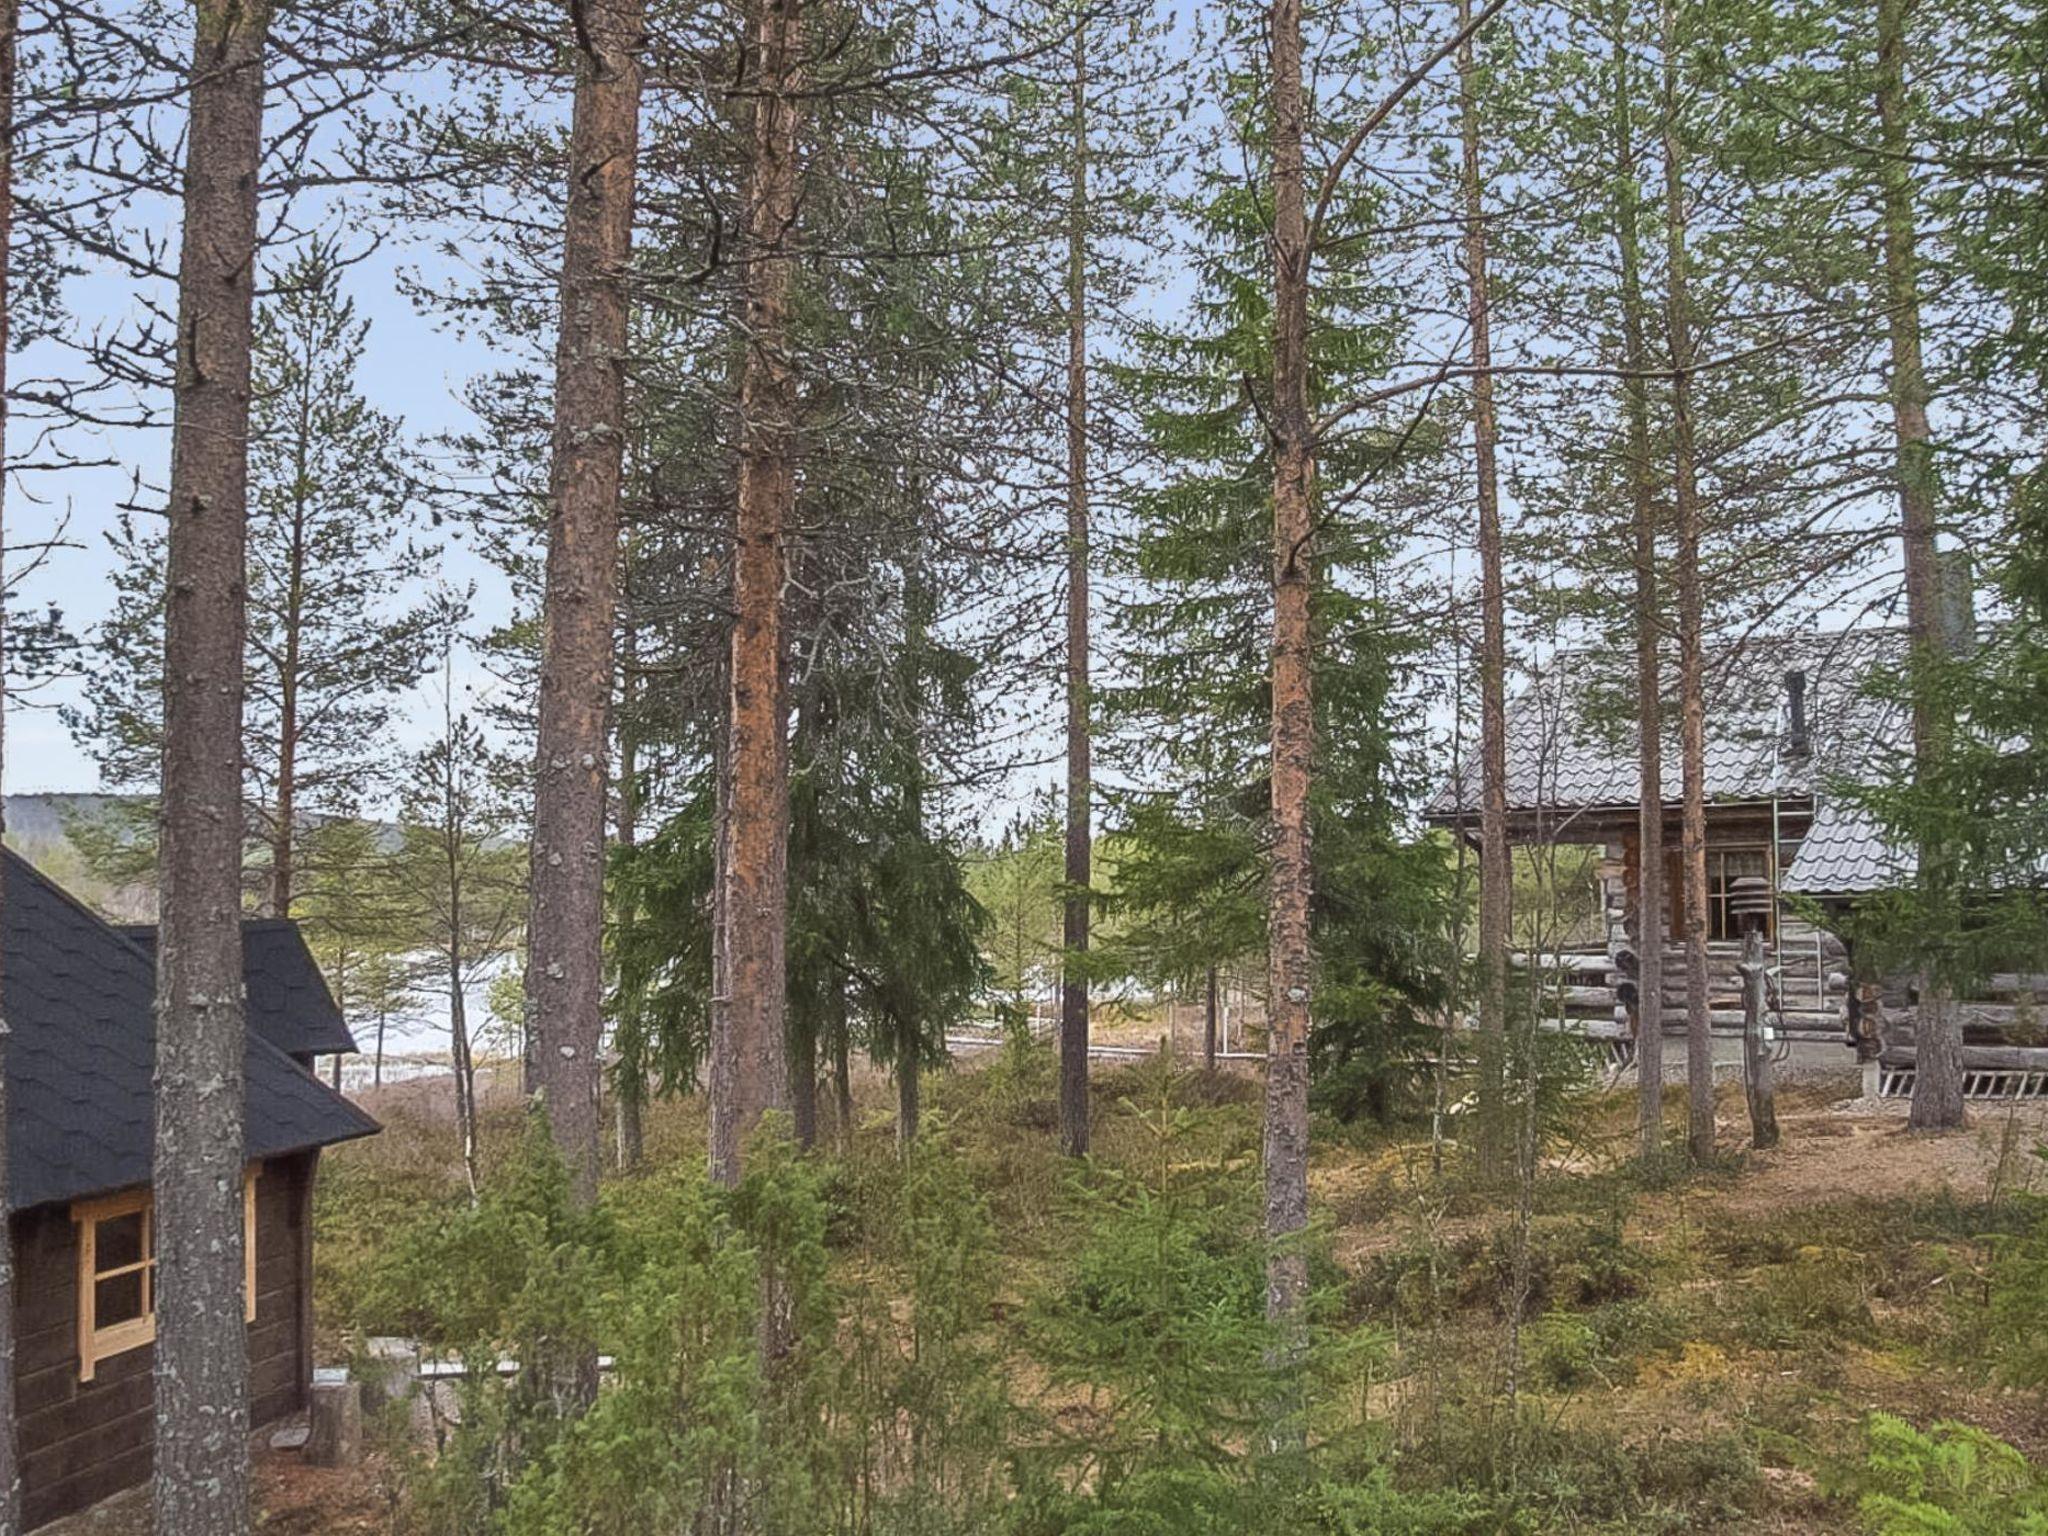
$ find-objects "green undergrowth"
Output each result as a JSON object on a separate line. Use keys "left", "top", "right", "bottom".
{"left": 313, "top": 1051, "right": 2048, "bottom": 1534}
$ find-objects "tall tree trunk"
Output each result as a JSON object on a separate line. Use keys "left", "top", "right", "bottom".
{"left": 1610, "top": 1, "right": 1665, "bottom": 1162}
{"left": 1876, "top": 0, "right": 1962, "bottom": 1131}
{"left": 154, "top": 6, "right": 271, "bottom": 1530}
{"left": 791, "top": 1017, "right": 818, "bottom": 1149}
{"left": 374, "top": 1006, "right": 386, "bottom": 1088}
{"left": 712, "top": 0, "right": 802, "bottom": 1188}
{"left": 1204, "top": 964, "right": 1219, "bottom": 1071}
{"left": 526, "top": 0, "right": 643, "bottom": 1207}
{"left": 831, "top": 982, "right": 853, "bottom": 1149}
{"left": 1739, "top": 923, "right": 1779, "bottom": 1148}
{"left": 613, "top": 611, "right": 644, "bottom": 1172}
{"left": 450, "top": 943, "right": 479, "bottom": 1201}
{"left": 1457, "top": 0, "right": 1511, "bottom": 1176}
{"left": 896, "top": 1022, "right": 920, "bottom": 1148}
{"left": 1659, "top": 0, "right": 1713, "bottom": 1166}
{"left": 269, "top": 414, "right": 309, "bottom": 920}
{"left": 0, "top": 4, "right": 17, "bottom": 1525}
{"left": 1264, "top": 0, "right": 1315, "bottom": 1352}
{"left": 1058, "top": 16, "right": 1093, "bottom": 1160}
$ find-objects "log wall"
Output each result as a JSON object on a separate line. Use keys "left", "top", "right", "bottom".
{"left": 8, "top": 1151, "right": 316, "bottom": 1530}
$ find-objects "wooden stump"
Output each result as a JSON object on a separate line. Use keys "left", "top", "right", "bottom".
{"left": 307, "top": 1373, "right": 363, "bottom": 1467}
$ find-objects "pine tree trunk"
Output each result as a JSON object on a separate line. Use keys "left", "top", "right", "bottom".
{"left": 1610, "top": 4, "right": 1665, "bottom": 1162}
{"left": 525, "top": 0, "right": 643, "bottom": 1207}
{"left": 614, "top": 616, "right": 645, "bottom": 1173}
{"left": 1740, "top": 926, "right": 1779, "bottom": 1149}
{"left": 712, "top": 0, "right": 802, "bottom": 1188}
{"left": 1264, "top": 0, "right": 1315, "bottom": 1352}
{"left": 1457, "top": 0, "right": 1511, "bottom": 1175}
{"left": 269, "top": 452, "right": 307, "bottom": 921}
{"left": 1058, "top": 17, "right": 1093, "bottom": 1161}
{"left": 792, "top": 1012, "right": 818, "bottom": 1150}
{"left": 0, "top": 5, "right": 17, "bottom": 1525}
{"left": 154, "top": 6, "right": 271, "bottom": 1529}
{"left": 374, "top": 1007, "right": 386, "bottom": 1089}
{"left": 450, "top": 948, "right": 479, "bottom": 1201}
{"left": 897, "top": 1025, "right": 920, "bottom": 1149}
{"left": 1659, "top": 0, "right": 1713, "bottom": 1166}
{"left": 1875, "top": 0, "right": 1963, "bottom": 1132}
{"left": 1204, "top": 964, "right": 1219, "bottom": 1072}
{"left": 831, "top": 985, "right": 853, "bottom": 1150}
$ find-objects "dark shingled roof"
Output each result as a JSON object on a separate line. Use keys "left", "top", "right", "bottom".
{"left": 3, "top": 849, "right": 378, "bottom": 1212}
{"left": 1427, "top": 627, "right": 1914, "bottom": 895}
{"left": 118, "top": 918, "right": 356, "bottom": 1057}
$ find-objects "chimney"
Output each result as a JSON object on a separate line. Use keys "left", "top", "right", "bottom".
{"left": 1937, "top": 548, "right": 1976, "bottom": 658}
{"left": 1784, "top": 669, "right": 1810, "bottom": 758}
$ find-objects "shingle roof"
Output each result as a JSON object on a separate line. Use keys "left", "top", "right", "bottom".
{"left": 1429, "top": 628, "right": 1908, "bottom": 819}
{"left": 117, "top": 919, "right": 356, "bottom": 1057}
{"left": 1427, "top": 627, "right": 1919, "bottom": 895}
{"left": 3, "top": 849, "right": 378, "bottom": 1212}
{"left": 1780, "top": 796, "right": 1910, "bottom": 896}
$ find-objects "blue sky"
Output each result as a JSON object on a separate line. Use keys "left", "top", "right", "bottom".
{"left": 4, "top": 185, "right": 523, "bottom": 799}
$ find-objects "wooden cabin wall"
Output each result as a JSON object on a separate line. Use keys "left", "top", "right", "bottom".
{"left": 1601, "top": 834, "right": 1849, "bottom": 1039}
{"left": 7, "top": 1151, "right": 316, "bottom": 1530}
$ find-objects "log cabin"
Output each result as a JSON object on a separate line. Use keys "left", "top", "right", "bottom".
{"left": 1426, "top": 626, "right": 2048, "bottom": 1096}
{"left": 1, "top": 848, "right": 378, "bottom": 1529}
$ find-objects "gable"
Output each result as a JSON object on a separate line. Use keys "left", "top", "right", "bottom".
{"left": 117, "top": 918, "right": 357, "bottom": 1058}
{"left": 2, "top": 850, "right": 378, "bottom": 1212}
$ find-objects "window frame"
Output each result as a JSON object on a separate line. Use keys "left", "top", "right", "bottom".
{"left": 73, "top": 1164, "right": 262, "bottom": 1383}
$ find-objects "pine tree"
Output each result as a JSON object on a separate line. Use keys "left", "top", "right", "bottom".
{"left": 154, "top": 2, "right": 271, "bottom": 1528}
{"left": 0, "top": 1, "right": 17, "bottom": 1523}
{"left": 524, "top": 0, "right": 645, "bottom": 1207}
{"left": 393, "top": 638, "right": 526, "bottom": 1198}
{"left": 66, "top": 243, "right": 434, "bottom": 914}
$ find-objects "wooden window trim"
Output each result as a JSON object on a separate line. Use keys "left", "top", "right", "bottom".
{"left": 73, "top": 1163, "right": 262, "bottom": 1383}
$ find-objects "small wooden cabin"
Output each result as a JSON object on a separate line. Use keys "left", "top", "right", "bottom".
{"left": 1426, "top": 628, "right": 2038, "bottom": 1091}
{"left": 2, "top": 849, "right": 377, "bottom": 1529}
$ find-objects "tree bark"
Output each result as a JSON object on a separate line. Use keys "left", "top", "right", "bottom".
{"left": 831, "top": 982, "right": 853, "bottom": 1149}
{"left": 1740, "top": 926, "right": 1779, "bottom": 1149}
{"left": 896, "top": 1031, "right": 920, "bottom": 1148}
{"left": 154, "top": 5, "right": 271, "bottom": 1530}
{"left": 0, "top": 3, "right": 17, "bottom": 1525}
{"left": 268, "top": 397, "right": 309, "bottom": 920}
{"left": 524, "top": 0, "right": 643, "bottom": 1208}
{"left": 712, "top": 0, "right": 801, "bottom": 1188}
{"left": 450, "top": 940, "right": 479, "bottom": 1201}
{"left": 1204, "top": 965, "right": 1219, "bottom": 1072}
{"left": 1058, "top": 16, "right": 1093, "bottom": 1161}
{"left": 1875, "top": 0, "right": 1962, "bottom": 1132}
{"left": 1609, "top": 1, "right": 1665, "bottom": 1163}
{"left": 1457, "top": 0, "right": 1511, "bottom": 1176}
{"left": 1264, "top": 0, "right": 1315, "bottom": 1350}
{"left": 792, "top": 1011, "right": 818, "bottom": 1150}
{"left": 1659, "top": 0, "right": 1713, "bottom": 1166}
{"left": 613, "top": 613, "right": 644, "bottom": 1173}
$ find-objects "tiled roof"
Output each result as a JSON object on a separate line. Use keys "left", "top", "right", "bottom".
{"left": 118, "top": 918, "right": 357, "bottom": 1057}
{"left": 1428, "top": 627, "right": 1923, "bottom": 895}
{"left": 3, "top": 849, "right": 378, "bottom": 1212}
{"left": 1428, "top": 627, "right": 1908, "bottom": 820}
{"left": 1780, "top": 796, "right": 1910, "bottom": 896}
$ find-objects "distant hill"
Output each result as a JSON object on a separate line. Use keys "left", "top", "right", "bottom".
{"left": 3, "top": 792, "right": 157, "bottom": 920}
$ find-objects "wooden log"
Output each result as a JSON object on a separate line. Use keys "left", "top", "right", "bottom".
{"left": 306, "top": 1375, "right": 363, "bottom": 1468}
{"left": 1740, "top": 928, "right": 1780, "bottom": 1150}
{"left": 1882, "top": 1043, "right": 2048, "bottom": 1072}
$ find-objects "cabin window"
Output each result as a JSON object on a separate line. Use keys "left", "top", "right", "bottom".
{"left": 74, "top": 1166, "right": 262, "bottom": 1382}
{"left": 1665, "top": 845, "right": 1775, "bottom": 942}
{"left": 1707, "top": 847, "right": 1772, "bottom": 942}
